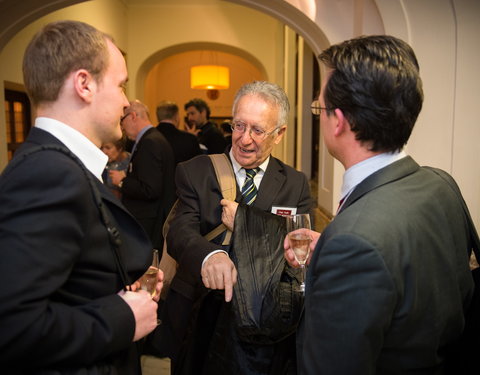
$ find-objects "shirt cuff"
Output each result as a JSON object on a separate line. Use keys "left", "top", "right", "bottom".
{"left": 202, "top": 250, "right": 228, "bottom": 268}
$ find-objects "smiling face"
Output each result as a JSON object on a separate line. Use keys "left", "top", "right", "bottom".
{"left": 231, "top": 94, "right": 286, "bottom": 169}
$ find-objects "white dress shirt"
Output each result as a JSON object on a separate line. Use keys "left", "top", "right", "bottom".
{"left": 35, "top": 117, "right": 108, "bottom": 182}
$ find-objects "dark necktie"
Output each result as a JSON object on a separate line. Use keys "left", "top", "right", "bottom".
{"left": 241, "top": 168, "right": 259, "bottom": 205}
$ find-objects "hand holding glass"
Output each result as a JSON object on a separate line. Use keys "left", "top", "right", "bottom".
{"left": 139, "top": 249, "right": 160, "bottom": 298}
{"left": 286, "top": 214, "right": 311, "bottom": 293}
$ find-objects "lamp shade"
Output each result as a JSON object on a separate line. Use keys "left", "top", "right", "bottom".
{"left": 190, "top": 65, "right": 230, "bottom": 90}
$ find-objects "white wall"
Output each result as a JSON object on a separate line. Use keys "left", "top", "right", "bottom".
{"left": 376, "top": 0, "right": 480, "bottom": 229}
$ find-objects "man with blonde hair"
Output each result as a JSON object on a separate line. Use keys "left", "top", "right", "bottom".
{"left": 0, "top": 20, "right": 162, "bottom": 374}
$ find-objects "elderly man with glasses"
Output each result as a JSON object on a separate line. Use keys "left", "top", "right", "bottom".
{"left": 153, "top": 81, "right": 313, "bottom": 374}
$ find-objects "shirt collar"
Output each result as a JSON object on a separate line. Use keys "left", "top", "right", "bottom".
{"left": 35, "top": 117, "right": 108, "bottom": 181}
{"left": 341, "top": 150, "right": 407, "bottom": 201}
{"left": 135, "top": 124, "right": 153, "bottom": 144}
{"left": 229, "top": 148, "right": 270, "bottom": 175}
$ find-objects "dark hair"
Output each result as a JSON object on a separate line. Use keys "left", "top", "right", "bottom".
{"left": 156, "top": 100, "right": 179, "bottom": 122}
{"left": 221, "top": 121, "right": 232, "bottom": 134}
{"left": 184, "top": 98, "right": 211, "bottom": 119}
{"left": 319, "top": 35, "right": 424, "bottom": 152}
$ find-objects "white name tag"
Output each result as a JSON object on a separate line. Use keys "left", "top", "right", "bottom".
{"left": 271, "top": 206, "right": 297, "bottom": 216}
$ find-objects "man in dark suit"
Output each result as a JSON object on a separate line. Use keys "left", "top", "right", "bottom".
{"left": 184, "top": 98, "right": 227, "bottom": 154}
{"left": 162, "top": 81, "right": 313, "bottom": 373}
{"left": 0, "top": 20, "right": 162, "bottom": 374}
{"left": 284, "top": 35, "right": 474, "bottom": 374}
{"left": 110, "top": 100, "right": 176, "bottom": 250}
{"left": 155, "top": 100, "right": 201, "bottom": 166}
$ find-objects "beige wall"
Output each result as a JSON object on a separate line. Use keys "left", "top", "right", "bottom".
{"left": 0, "top": 0, "right": 128, "bottom": 168}
{"left": 144, "top": 50, "right": 264, "bottom": 125}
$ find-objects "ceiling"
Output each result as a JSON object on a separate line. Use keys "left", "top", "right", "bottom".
{"left": 0, "top": 0, "right": 87, "bottom": 52}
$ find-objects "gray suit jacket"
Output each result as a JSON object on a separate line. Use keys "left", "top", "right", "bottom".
{"left": 298, "top": 156, "right": 474, "bottom": 374}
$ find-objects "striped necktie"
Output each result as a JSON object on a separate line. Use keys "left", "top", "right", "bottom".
{"left": 241, "top": 168, "right": 259, "bottom": 205}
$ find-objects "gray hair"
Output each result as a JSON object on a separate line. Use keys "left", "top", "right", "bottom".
{"left": 232, "top": 81, "right": 290, "bottom": 128}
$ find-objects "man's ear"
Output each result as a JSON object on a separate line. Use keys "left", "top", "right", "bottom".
{"left": 73, "top": 69, "right": 95, "bottom": 103}
{"left": 273, "top": 125, "right": 287, "bottom": 145}
{"left": 333, "top": 108, "right": 348, "bottom": 136}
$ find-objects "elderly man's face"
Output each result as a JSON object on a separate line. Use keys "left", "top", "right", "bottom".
{"left": 231, "top": 94, "right": 286, "bottom": 169}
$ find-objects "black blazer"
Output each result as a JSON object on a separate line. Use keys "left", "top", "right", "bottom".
{"left": 0, "top": 127, "right": 152, "bottom": 374}
{"left": 156, "top": 122, "right": 201, "bottom": 166}
{"left": 167, "top": 153, "right": 313, "bottom": 300}
{"left": 298, "top": 156, "right": 474, "bottom": 374}
{"left": 121, "top": 127, "right": 176, "bottom": 248}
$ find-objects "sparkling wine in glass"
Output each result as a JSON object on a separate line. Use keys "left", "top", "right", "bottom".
{"left": 286, "top": 214, "right": 311, "bottom": 293}
{"left": 140, "top": 249, "right": 159, "bottom": 298}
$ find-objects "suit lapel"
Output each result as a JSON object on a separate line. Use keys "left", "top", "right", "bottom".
{"left": 254, "top": 158, "right": 286, "bottom": 211}
{"left": 339, "top": 156, "right": 420, "bottom": 214}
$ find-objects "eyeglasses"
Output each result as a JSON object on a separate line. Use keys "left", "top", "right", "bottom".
{"left": 230, "top": 121, "right": 280, "bottom": 141}
{"left": 120, "top": 112, "right": 132, "bottom": 123}
{"left": 311, "top": 100, "right": 334, "bottom": 116}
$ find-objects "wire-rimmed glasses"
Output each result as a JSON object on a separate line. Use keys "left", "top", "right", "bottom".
{"left": 231, "top": 121, "right": 279, "bottom": 141}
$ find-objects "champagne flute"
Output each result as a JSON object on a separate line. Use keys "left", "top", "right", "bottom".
{"left": 286, "top": 214, "right": 312, "bottom": 293}
{"left": 139, "top": 249, "right": 159, "bottom": 298}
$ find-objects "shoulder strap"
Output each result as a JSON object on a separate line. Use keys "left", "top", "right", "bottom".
{"left": 208, "top": 154, "right": 236, "bottom": 245}
{"left": 209, "top": 153, "right": 236, "bottom": 201}
{"left": 12, "top": 144, "right": 132, "bottom": 290}
{"left": 424, "top": 167, "right": 480, "bottom": 260}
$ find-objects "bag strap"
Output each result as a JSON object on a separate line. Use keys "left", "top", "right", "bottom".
{"left": 12, "top": 144, "right": 132, "bottom": 290}
{"left": 424, "top": 167, "right": 480, "bottom": 259}
{"left": 207, "top": 154, "right": 236, "bottom": 245}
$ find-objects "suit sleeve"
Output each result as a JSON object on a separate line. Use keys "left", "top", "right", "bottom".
{"left": 300, "top": 233, "right": 396, "bottom": 375}
{"left": 166, "top": 159, "right": 223, "bottom": 280}
{"left": 0, "top": 153, "right": 135, "bottom": 368}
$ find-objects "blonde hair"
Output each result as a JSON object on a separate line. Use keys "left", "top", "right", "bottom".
{"left": 23, "top": 20, "right": 111, "bottom": 106}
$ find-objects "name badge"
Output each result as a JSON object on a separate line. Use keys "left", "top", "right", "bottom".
{"left": 271, "top": 206, "right": 297, "bottom": 216}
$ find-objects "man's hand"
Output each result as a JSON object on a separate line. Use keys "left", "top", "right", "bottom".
{"left": 109, "top": 170, "right": 126, "bottom": 186}
{"left": 220, "top": 199, "right": 238, "bottom": 231}
{"left": 130, "top": 268, "right": 164, "bottom": 303}
{"left": 284, "top": 229, "right": 321, "bottom": 267}
{"left": 119, "top": 290, "right": 159, "bottom": 342}
{"left": 201, "top": 252, "right": 238, "bottom": 302}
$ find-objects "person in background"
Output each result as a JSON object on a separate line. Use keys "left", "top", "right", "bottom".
{"left": 110, "top": 100, "right": 176, "bottom": 250}
{"left": 184, "top": 98, "right": 227, "bottom": 154}
{"left": 220, "top": 120, "right": 233, "bottom": 147}
{"left": 0, "top": 20, "right": 162, "bottom": 374}
{"left": 101, "top": 135, "right": 130, "bottom": 198}
{"left": 156, "top": 100, "right": 201, "bottom": 166}
{"left": 284, "top": 35, "right": 474, "bottom": 374}
{"left": 163, "top": 81, "right": 313, "bottom": 374}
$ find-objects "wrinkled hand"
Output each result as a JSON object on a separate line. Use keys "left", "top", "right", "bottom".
{"left": 119, "top": 290, "right": 158, "bottom": 341}
{"left": 284, "top": 229, "right": 321, "bottom": 267}
{"left": 220, "top": 199, "right": 238, "bottom": 231}
{"left": 109, "top": 169, "right": 126, "bottom": 186}
{"left": 201, "top": 252, "right": 238, "bottom": 302}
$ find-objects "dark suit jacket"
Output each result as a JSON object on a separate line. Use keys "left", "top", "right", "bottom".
{"left": 0, "top": 128, "right": 152, "bottom": 374}
{"left": 168, "top": 153, "right": 313, "bottom": 299}
{"left": 197, "top": 121, "right": 227, "bottom": 154}
{"left": 298, "top": 156, "right": 474, "bottom": 375}
{"left": 156, "top": 121, "right": 201, "bottom": 166}
{"left": 160, "top": 153, "right": 313, "bottom": 367}
{"left": 121, "top": 127, "right": 176, "bottom": 249}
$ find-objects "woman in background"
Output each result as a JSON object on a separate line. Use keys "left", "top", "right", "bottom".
{"left": 101, "top": 136, "right": 130, "bottom": 198}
